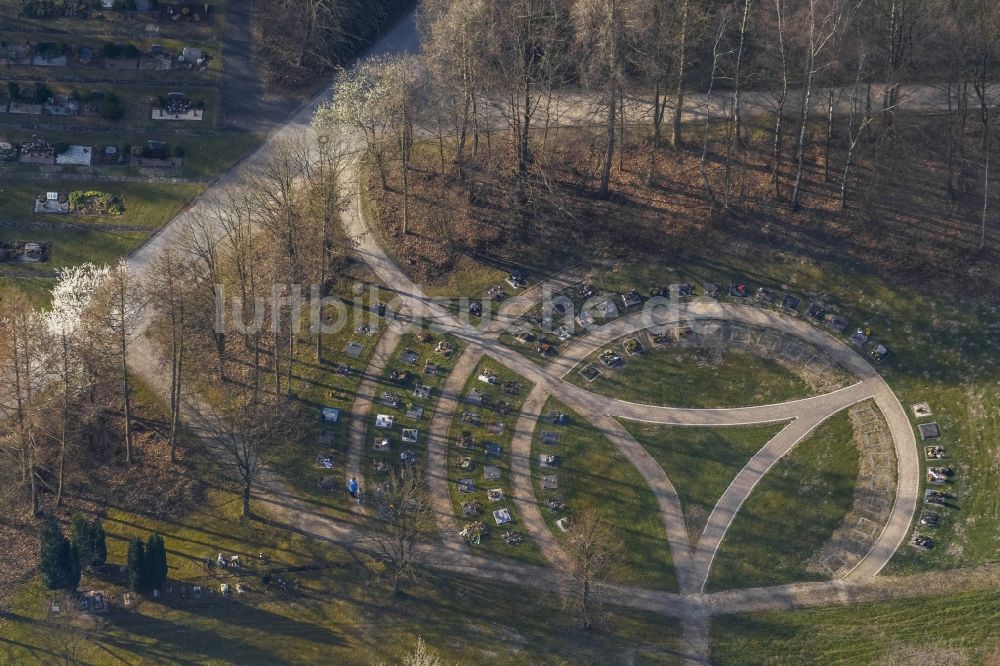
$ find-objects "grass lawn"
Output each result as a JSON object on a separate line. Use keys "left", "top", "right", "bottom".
{"left": 711, "top": 589, "right": 1000, "bottom": 665}
{"left": 0, "top": 178, "right": 204, "bottom": 228}
{"left": 364, "top": 330, "right": 464, "bottom": 480}
{"left": 531, "top": 398, "right": 677, "bottom": 590}
{"left": 446, "top": 358, "right": 547, "bottom": 565}
{"left": 0, "top": 228, "right": 150, "bottom": 279}
{"left": 706, "top": 410, "right": 859, "bottom": 591}
{"left": 620, "top": 420, "right": 790, "bottom": 542}
{"left": 0, "top": 276, "right": 55, "bottom": 305}
{"left": 0, "top": 486, "right": 683, "bottom": 665}
{"left": 568, "top": 344, "right": 814, "bottom": 408}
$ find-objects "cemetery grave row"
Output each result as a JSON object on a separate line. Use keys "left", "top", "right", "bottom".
{"left": 912, "top": 402, "right": 959, "bottom": 554}
{"left": 2, "top": 135, "right": 185, "bottom": 167}
{"left": 449, "top": 358, "right": 540, "bottom": 561}
{"left": 0, "top": 38, "right": 212, "bottom": 74}
{"left": 500, "top": 272, "right": 895, "bottom": 370}
{"left": 365, "top": 330, "right": 463, "bottom": 485}
{"left": 18, "top": 0, "right": 215, "bottom": 27}
{"left": 0, "top": 83, "right": 209, "bottom": 125}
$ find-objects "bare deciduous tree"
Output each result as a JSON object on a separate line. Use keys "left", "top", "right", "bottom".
{"left": 148, "top": 250, "right": 193, "bottom": 461}
{"left": 191, "top": 388, "right": 297, "bottom": 518}
{"left": 88, "top": 259, "right": 146, "bottom": 464}
{"left": 0, "top": 291, "right": 46, "bottom": 514}
{"left": 559, "top": 505, "right": 623, "bottom": 630}
{"left": 790, "top": 0, "right": 851, "bottom": 211}
{"left": 573, "top": 0, "right": 632, "bottom": 200}
{"left": 364, "top": 466, "right": 434, "bottom": 597}
{"left": 45, "top": 263, "right": 109, "bottom": 503}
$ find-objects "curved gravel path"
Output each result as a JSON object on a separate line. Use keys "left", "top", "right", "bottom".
{"left": 344, "top": 324, "right": 403, "bottom": 513}
{"left": 425, "top": 346, "right": 483, "bottom": 548}
{"left": 507, "top": 385, "right": 569, "bottom": 567}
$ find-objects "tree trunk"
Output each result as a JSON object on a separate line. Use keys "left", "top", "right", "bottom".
{"left": 28, "top": 443, "right": 38, "bottom": 516}
{"left": 170, "top": 343, "right": 182, "bottom": 461}
{"left": 122, "top": 362, "right": 132, "bottom": 464}
{"left": 647, "top": 81, "right": 665, "bottom": 186}
{"left": 671, "top": 0, "right": 691, "bottom": 150}
{"left": 733, "top": 0, "right": 751, "bottom": 146}
{"left": 402, "top": 150, "right": 410, "bottom": 234}
{"left": 772, "top": 99, "right": 786, "bottom": 198}
{"left": 56, "top": 333, "right": 69, "bottom": 505}
{"left": 824, "top": 87, "right": 834, "bottom": 182}
{"left": 242, "top": 483, "right": 252, "bottom": 518}
{"left": 791, "top": 60, "right": 815, "bottom": 210}
{"left": 519, "top": 81, "right": 532, "bottom": 177}
{"left": 946, "top": 80, "right": 956, "bottom": 201}
{"left": 982, "top": 127, "right": 990, "bottom": 251}
{"left": 771, "top": 0, "right": 789, "bottom": 198}
{"left": 618, "top": 89, "right": 626, "bottom": 173}
{"left": 599, "top": 92, "right": 616, "bottom": 200}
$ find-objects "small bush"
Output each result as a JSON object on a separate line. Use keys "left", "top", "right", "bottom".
{"left": 171, "top": 145, "right": 185, "bottom": 158}
{"left": 53, "top": 142, "right": 70, "bottom": 155}
{"left": 100, "top": 92, "right": 124, "bottom": 120}
{"left": 34, "top": 82, "right": 51, "bottom": 104}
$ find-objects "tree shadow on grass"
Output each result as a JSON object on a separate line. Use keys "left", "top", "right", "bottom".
{"left": 103, "top": 604, "right": 340, "bottom": 665}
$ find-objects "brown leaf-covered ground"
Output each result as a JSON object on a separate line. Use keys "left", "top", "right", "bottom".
{"left": 0, "top": 411, "right": 204, "bottom": 608}
{"left": 368, "top": 116, "right": 999, "bottom": 295}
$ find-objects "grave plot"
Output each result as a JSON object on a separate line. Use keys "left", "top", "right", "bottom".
{"left": 364, "top": 331, "right": 465, "bottom": 480}
{"left": 707, "top": 410, "right": 861, "bottom": 591}
{"left": 0, "top": 241, "right": 50, "bottom": 263}
{"left": 447, "top": 358, "right": 545, "bottom": 564}
{"left": 66, "top": 190, "right": 125, "bottom": 216}
{"left": 532, "top": 399, "right": 677, "bottom": 590}
{"left": 495, "top": 275, "right": 642, "bottom": 363}
{"left": 152, "top": 92, "right": 205, "bottom": 121}
{"left": 620, "top": 419, "right": 789, "bottom": 543}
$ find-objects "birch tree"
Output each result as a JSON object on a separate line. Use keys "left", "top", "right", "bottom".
{"left": 88, "top": 259, "right": 146, "bottom": 464}
{"left": 790, "top": 0, "right": 850, "bottom": 211}
{"left": 573, "top": 0, "right": 632, "bottom": 199}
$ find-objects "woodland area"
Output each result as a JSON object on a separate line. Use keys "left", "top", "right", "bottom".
{"left": 319, "top": 0, "right": 1000, "bottom": 288}
{"left": 254, "top": 0, "right": 415, "bottom": 90}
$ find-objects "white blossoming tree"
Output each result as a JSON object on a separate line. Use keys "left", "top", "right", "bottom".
{"left": 45, "top": 263, "right": 110, "bottom": 503}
